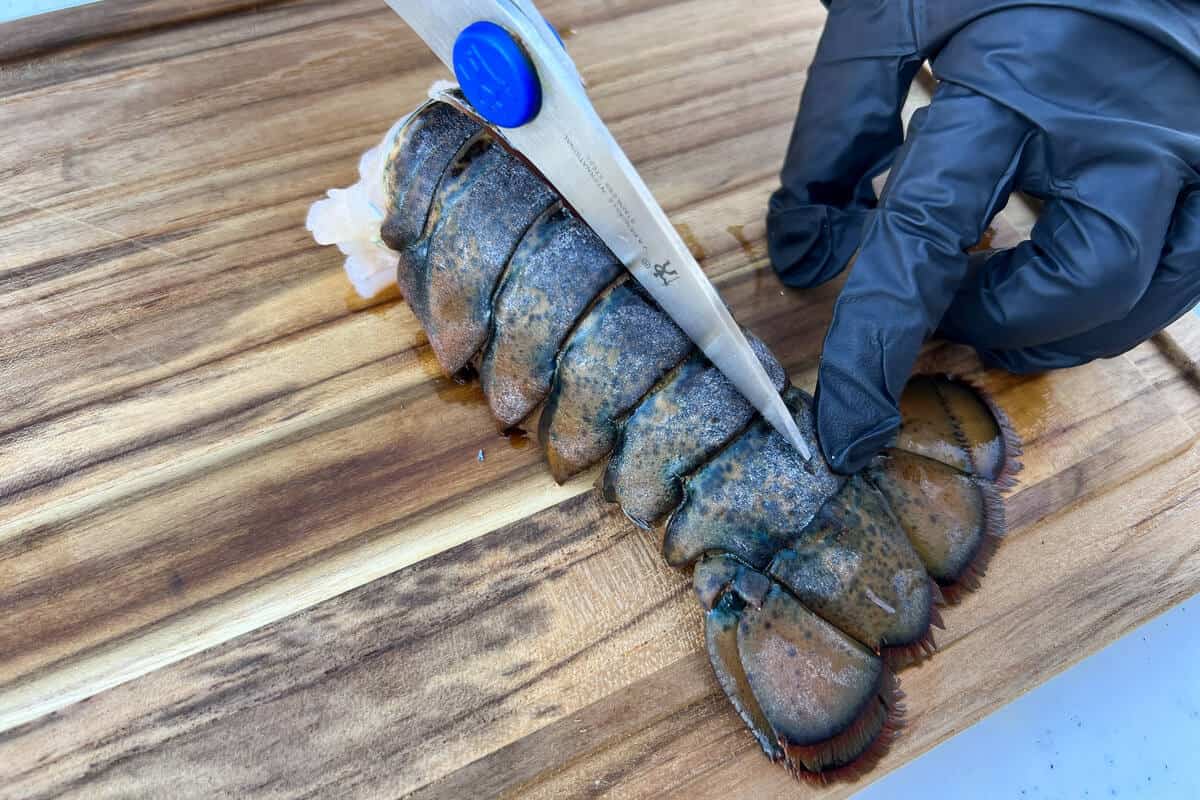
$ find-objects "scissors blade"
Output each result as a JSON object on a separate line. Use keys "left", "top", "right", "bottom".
{"left": 383, "top": 0, "right": 811, "bottom": 461}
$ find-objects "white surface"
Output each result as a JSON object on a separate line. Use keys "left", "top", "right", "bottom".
{"left": 858, "top": 597, "right": 1200, "bottom": 799}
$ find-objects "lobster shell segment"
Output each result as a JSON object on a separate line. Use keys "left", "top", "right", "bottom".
{"left": 538, "top": 282, "right": 692, "bottom": 483}
{"left": 662, "top": 387, "right": 842, "bottom": 568}
{"left": 380, "top": 99, "right": 481, "bottom": 260}
{"left": 482, "top": 204, "right": 623, "bottom": 426}
{"left": 895, "top": 375, "right": 1023, "bottom": 485}
{"left": 397, "top": 132, "right": 556, "bottom": 375}
{"left": 769, "top": 475, "right": 934, "bottom": 656}
{"left": 868, "top": 449, "right": 1001, "bottom": 585}
{"left": 603, "top": 335, "right": 785, "bottom": 527}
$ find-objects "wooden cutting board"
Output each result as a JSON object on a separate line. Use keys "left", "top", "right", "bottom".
{"left": 2, "top": 2, "right": 1199, "bottom": 797}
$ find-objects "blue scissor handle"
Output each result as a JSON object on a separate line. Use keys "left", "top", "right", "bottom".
{"left": 452, "top": 18, "right": 563, "bottom": 129}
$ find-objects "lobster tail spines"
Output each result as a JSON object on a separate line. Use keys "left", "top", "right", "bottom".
{"left": 936, "top": 523, "right": 1003, "bottom": 605}
{"left": 698, "top": 569, "right": 900, "bottom": 779}
{"left": 781, "top": 668, "right": 904, "bottom": 784}
{"left": 881, "top": 626, "right": 938, "bottom": 669}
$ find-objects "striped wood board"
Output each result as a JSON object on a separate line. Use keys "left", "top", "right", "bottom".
{"left": 2, "top": 1, "right": 1199, "bottom": 797}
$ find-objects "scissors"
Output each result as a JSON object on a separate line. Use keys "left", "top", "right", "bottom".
{"left": 383, "top": 0, "right": 811, "bottom": 461}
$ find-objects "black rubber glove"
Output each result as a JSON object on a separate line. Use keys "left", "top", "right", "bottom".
{"left": 767, "top": 0, "right": 1200, "bottom": 474}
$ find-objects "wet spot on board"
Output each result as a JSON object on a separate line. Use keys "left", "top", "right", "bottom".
{"left": 429, "top": 357, "right": 486, "bottom": 406}
{"left": 502, "top": 425, "right": 531, "bottom": 449}
{"left": 675, "top": 222, "right": 708, "bottom": 262}
{"left": 726, "top": 224, "right": 757, "bottom": 259}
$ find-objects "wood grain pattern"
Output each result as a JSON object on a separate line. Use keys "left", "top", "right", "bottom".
{"left": 0, "top": 0, "right": 822, "bottom": 723}
{"left": 1136, "top": 314, "right": 1200, "bottom": 434}
{"left": 3, "top": 356, "right": 1198, "bottom": 798}
{"left": 2, "top": 1, "right": 1199, "bottom": 797}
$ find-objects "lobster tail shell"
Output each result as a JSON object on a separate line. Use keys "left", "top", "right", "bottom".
{"left": 398, "top": 133, "right": 557, "bottom": 375}
{"left": 380, "top": 100, "right": 480, "bottom": 260}
{"left": 538, "top": 282, "right": 692, "bottom": 482}
{"left": 770, "top": 475, "right": 934, "bottom": 654}
{"left": 661, "top": 388, "right": 842, "bottom": 568}
{"left": 895, "top": 374, "right": 1023, "bottom": 485}
{"left": 310, "top": 94, "right": 1023, "bottom": 781}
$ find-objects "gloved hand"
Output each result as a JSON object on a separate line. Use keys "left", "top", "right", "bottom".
{"left": 767, "top": 0, "right": 1200, "bottom": 474}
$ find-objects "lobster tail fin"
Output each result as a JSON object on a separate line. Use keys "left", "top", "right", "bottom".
{"left": 769, "top": 475, "right": 935, "bottom": 657}
{"left": 705, "top": 593, "right": 783, "bottom": 761}
{"left": 873, "top": 376, "right": 1022, "bottom": 599}
{"left": 867, "top": 449, "right": 996, "bottom": 586}
{"left": 695, "top": 557, "right": 901, "bottom": 779}
{"left": 894, "top": 374, "right": 1023, "bottom": 486}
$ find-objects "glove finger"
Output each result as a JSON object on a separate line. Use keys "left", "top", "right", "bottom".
{"left": 816, "top": 81, "right": 1032, "bottom": 474}
{"left": 939, "top": 164, "right": 1182, "bottom": 352}
{"left": 972, "top": 187, "right": 1200, "bottom": 372}
{"left": 767, "top": 1, "right": 922, "bottom": 289}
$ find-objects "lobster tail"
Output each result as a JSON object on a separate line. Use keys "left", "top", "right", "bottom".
{"left": 872, "top": 375, "right": 1021, "bottom": 596}
{"left": 481, "top": 204, "right": 624, "bottom": 426}
{"left": 603, "top": 334, "right": 786, "bottom": 526}
{"left": 538, "top": 282, "right": 692, "bottom": 482}
{"left": 309, "top": 92, "right": 1022, "bottom": 781}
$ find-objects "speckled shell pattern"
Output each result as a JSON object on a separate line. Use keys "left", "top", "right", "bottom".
{"left": 378, "top": 94, "right": 1021, "bottom": 780}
